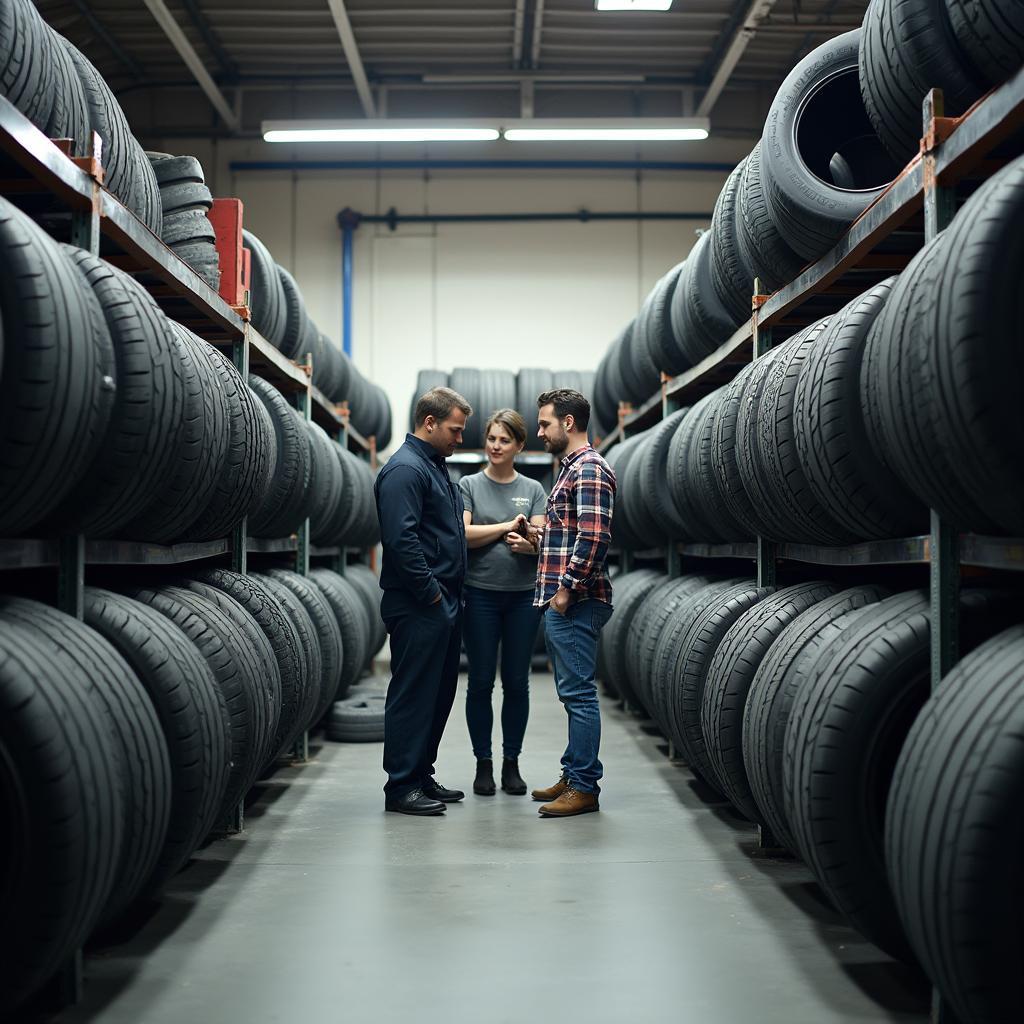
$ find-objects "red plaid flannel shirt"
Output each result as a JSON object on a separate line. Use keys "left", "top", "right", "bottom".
{"left": 534, "top": 444, "right": 617, "bottom": 608}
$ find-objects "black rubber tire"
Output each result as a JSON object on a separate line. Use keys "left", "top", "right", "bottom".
{"left": 0, "top": 597, "right": 171, "bottom": 927}
{"left": 639, "top": 409, "right": 691, "bottom": 539}
{"left": 620, "top": 428, "right": 667, "bottom": 547}
{"left": 243, "top": 231, "right": 287, "bottom": 348}
{"left": 248, "top": 375, "right": 311, "bottom": 538}
{"left": 665, "top": 392, "right": 722, "bottom": 541}
{"left": 637, "top": 263, "right": 687, "bottom": 373}
{"left": 859, "top": 0, "right": 987, "bottom": 161}
{"left": 945, "top": 0, "right": 1024, "bottom": 84}
{"left": 265, "top": 570, "right": 344, "bottom": 723}
{"left": 82, "top": 588, "right": 230, "bottom": 891}
{"left": 325, "top": 695, "right": 386, "bottom": 742}
{"left": 305, "top": 421, "right": 344, "bottom": 544}
{"left": 128, "top": 584, "right": 269, "bottom": 818}
{"left": 448, "top": 366, "right": 481, "bottom": 439}
{"left": 345, "top": 563, "right": 387, "bottom": 667}
{"left": 124, "top": 323, "right": 227, "bottom": 542}
{"left": 516, "top": 368, "right": 554, "bottom": 450}
{"left": 147, "top": 153, "right": 204, "bottom": 186}
{"left": 762, "top": 31, "right": 901, "bottom": 261}
{"left": 181, "top": 345, "right": 273, "bottom": 541}
{"left": 255, "top": 573, "right": 323, "bottom": 736}
{"left": 670, "top": 232, "right": 738, "bottom": 368}
{"left": 186, "top": 571, "right": 305, "bottom": 764}
{"left": 333, "top": 443, "right": 364, "bottom": 546}
{"left": 784, "top": 588, "right": 1016, "bottom": 960}
{"left": 0, "top": 615, "right": 122, "bottom": 1016}
{"left": 467, "top": 369, "right": 516, "bottom": 448}
{"left": 592, "top": 346, "right": 620, "bottom": 434}
{"left": 618, "top": 316, "right": 661, "bottom": 405}
{"left": 605, "top": 436, "right": 646, "bottom": 552}
{"left": 670, "top": 582, "right": 773, "bottom": 787}
{"left": 597, "top": 568, "right": 662, "bottom": 701}
{"left": 310, "top": 568, "right": 370, "bottom": 703}
{"left": 737, "top": 323, "right": 852, "bottom": 544}
{"left": 409, "top": 369, "right": 450, "bottom": 431}
{"left": 65, "top": 42, "right": 161, "bottom": 234}
{"left": 276, "top": 265, "right": 311, "bottom": 361}
{"left": 710, "top": 159, "right": 756, "bottom": 323}
{"left": 886, "top": 625, "right": 1024, "bottom": 1023}
{"left": 793, "top": 278, "right": 925, "bottom": 540}
{"left": 0, "top": 0, "right": 55, "bottom": 135}
{"left": 161, "top": 209, "right": 215, "bottom": 246}
{"left": 699, "top": 582, "right": 840, "bottom": 820}
{"left": 41, "top": 250, "right": 187, "bottom": 536}
{"left": 863, "top": 157, "right": 1024, "bottom": 534}
{"left": 43, "top": 26, "right": 88, "bottom": 154}
{"left": 159, "top": 181, "right": 213, "bottom": 214}
{"left": 742, "top": 586, "right": 890, "bottom": 854}
{"left": 342, "top": 451, "right": 380, "bottom": 548}
{"left": 0, "top": 202, "right": 115, "bottom": 534}
{"left": 736, "top": 142, "right": 807, "bottom": 292}
{"left": 619, "top": 574, "right": 679, "bottom": 710}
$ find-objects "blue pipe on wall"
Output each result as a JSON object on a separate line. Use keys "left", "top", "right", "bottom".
{"left": 230, "top": 158, "right": 737, "bottom": 173}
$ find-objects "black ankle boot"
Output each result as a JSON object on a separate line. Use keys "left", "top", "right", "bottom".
{"left": 501, "top": 758, "right": 527, "bottom": 795}
{"left": 474, "top": 758, "right": 496, "bottom": 796}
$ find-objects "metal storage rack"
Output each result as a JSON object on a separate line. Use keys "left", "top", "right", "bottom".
{"left": 0, "top": 94, "right": 377, "bottom": 806}
{"left": 598, "top": 72, "right": 1024, "bottom": 1024}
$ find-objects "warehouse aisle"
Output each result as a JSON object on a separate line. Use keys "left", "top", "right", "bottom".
{"left": 57, "top": 674, "right": 929, "bottom": 1024}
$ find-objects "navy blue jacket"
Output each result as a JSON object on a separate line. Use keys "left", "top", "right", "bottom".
{"left": 374, "top": 434, "right": 468, "bottom": 605}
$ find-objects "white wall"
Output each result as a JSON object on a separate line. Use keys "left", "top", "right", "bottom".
{"left": 153, "top": 137, "right": 752, "bottom": 453}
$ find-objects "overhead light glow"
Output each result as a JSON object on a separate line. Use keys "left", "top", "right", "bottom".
{"left": 502, "top": 119, "right": 708, "bottom": 142}
{"left": 262, "top": 120, "right": 500, "bottom": 143}
{"left": 595, "top": 1, "right": 673, "bottom": 10}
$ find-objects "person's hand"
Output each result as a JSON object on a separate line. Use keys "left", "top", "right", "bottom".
{"left": 526, "top": 523, "right": 544, "bottom": 546}
{"left": 550, "top": 586, "right": 572, "bottom": 616}
{"left": 505, "top": 531, "right": 536, "bottom": 554}
{"left": 508, "top": 513, "right": 529, "bottom": 536}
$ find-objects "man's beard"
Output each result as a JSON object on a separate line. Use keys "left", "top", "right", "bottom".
{"left": 546, "top": 430, "right": 568, "bottom": 454}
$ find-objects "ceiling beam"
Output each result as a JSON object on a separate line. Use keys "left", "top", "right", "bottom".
{"left": 696, "top": 0, "right": 778, "bottom": 118}
{"left": 512, "top": 0, "right": 526, "bottom": 65}
{"left": 531, "top": 0, "right": 545, "bottom": 68}
{"left": 325, "top": 0, "right": 378, "bottom": 117}
{"left": 68, "top": 0, "right": 143, "bottom": 79}
{"left": 179, "top": 0, "right": 238, "bottom": 79}
{"left": 142, "top": 0, "right": 240, "bottom": 130}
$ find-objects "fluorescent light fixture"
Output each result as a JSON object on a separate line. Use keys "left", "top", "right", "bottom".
{"left": 502, "top": 118, "right": 708, "bottom": 142}
{"left": 596, "top": 1, "right": 673, "bottom": 10}
{"left": 262, "top": 119, "right": 500, "bottom": 143}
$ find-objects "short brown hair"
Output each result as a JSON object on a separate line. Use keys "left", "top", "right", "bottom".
{"left": 537, "top": 388, "right": 590, "bottom": 432}
{"left": 415, "top": 386, "right": 472, "bottom": 427}
{"left": 484, "top": 408, "right": 527, "bottom": 448}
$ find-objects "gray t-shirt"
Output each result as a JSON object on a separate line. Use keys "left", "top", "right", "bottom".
{"left": 460, "top": 471, "right": 548, "bottom": 592}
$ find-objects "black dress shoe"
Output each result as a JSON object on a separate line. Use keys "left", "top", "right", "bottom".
{"left": 501, "top": 758, "right": 527, "bottom": 795}
{"left": 421, "top": 777, "right": 465, "bottom": 802}
{"left": 385, "top": 788, "right": 446, "bottom": 816}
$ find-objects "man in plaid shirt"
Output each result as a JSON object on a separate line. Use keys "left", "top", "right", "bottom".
{"left": 530, "top": 388, "right": 616, "bottom": 817}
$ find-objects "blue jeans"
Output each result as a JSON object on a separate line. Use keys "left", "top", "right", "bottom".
{"left": 463, "top": 585, "right": 542, "bottom": 759}
{"left": 544, "top": 599, "right": 614, "bottom": 794}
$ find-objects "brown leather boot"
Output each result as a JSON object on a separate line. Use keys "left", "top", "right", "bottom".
{"left": 538, "top": 784, "right": 599, "bottom": 817}
{"left": 531, "top": 775, "right": 567, "bottom": 802}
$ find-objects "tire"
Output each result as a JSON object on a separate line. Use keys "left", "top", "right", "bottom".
{"left": 737, "top": 323, "right": 851, "bottom": 544}
{"left": 256, "top": 573, "right": 323, "bottom": 736}
{"left": 616, "top": 316, "right": 661, "bottom": 405}
{"left": 886, "top": 626, "right": 1024, "bottom": 1023}
{"left": 637, "top": 263, "right": 687, "bottom": 373}
{"left": 449, "top": 367, "right": 482, "bottom": 443}
{"left": 243, "top": 231, "right": 286, "bottom": 348}
{"left": 307, "top": 421, "right": 345, "bottom": 545}
{"left": 43, "top": 26, "right": 88, "bottom": 154}
{"left": 597, "top": 568, "right": 662, "bottom": 701}
{"left": 638, "top": 409, "right": 691, "bottom": 539}
{"left": 669, "top": 232, "right": 738, "bottom": 368}
{"left": 945, "top": 0, "right": 1024, "bottom": 84}
{"left": 333, "top": 443, "right": 364, "bottom": 546}
{"left": 345, "top": 563, "right": 387, "bottom": 667}
{"left": 784, "top": 588, "right": 1016, "bottom": 959}
{"left": 620, "top": 429, "right": 667, "bottom": 547}
{"left": 736, "top": 143, "right": 807, "bottom": 292}
{"left": 465, "top": 369, "right": 517, "bottom": 448}
{"left": 159, "top": 181, "right": 213, "bottom": 215}
{"left": 762, "top": 30, "right": 902, "bottom": 261}
{"left": 0, "top": 0, "right": 55, "bottom": 135}
{"left": 147, "top": 153, "right": 205, "bottom": 186}
{"left": 0, "top": 202, "right": 115, "bottom": 534}
{"left": 605, "top": 436, "right": 647, "bottom": 551}
{"left": 371, "top": 384, "right": 393, "bottom": 450}
{"left": 161, "top": 209, "right": 215, "bottom": 246}
{"left": 699, "top": 582, "right": 840, "bottom": 820}
{"left": 0, "top": 616, "right": 122, "bottom": 1016}
{"left": 793, "top": 279, "right": 925, "bottom": 540}
{"left": 181, "top": 346, "right": 273, "bottom": 540}
{"left": 248, "top": 375, "right": 312, "bottom": 538}
{"left": 517, "top": 368, "right": 554, "bottom": 450}
{"left": 310, "top": 568, "right": 370, "bottom": 702}
{"left": 864, "top": 157, "right": 1024, "bottom": 534}
{"left": 127, "top": 584, "right": 269, "bottom": 817}
{"left": 124, "top": 322, "right": 230, "bottom": 543}
{"left": 593, "top": 346, "right": 620, "bottom": 433}
{"left": 670, "top": 582, "right": 773, "bottom": 787}
{"left": 276, "top": 265, "right": 311, "bottom": 361}
{"left": 409, "top": 369, "right": 450, "bottom": 431}
{"left": 82, "top": 588, "right": 230, "bottom": 891}
{"left": 264, "top": 570, "right": 344, "bottom": 723}
{"left": 665, "top": 392, "right": 721, "bottom": 541}
{"left": 742, "top": 585, "right": 890, "bottom": 854}
{"left": 709, "top": 160, "right": 755, "bottom": 323}
{"left": 39, "top": 251, "right": 186, "bottom": 536}
{"left": 860, "top": 0, "right": 987, "bottom": 161}
{"left": 187, "top": 571, "right": 307, "bottom": 764}
{"left": 0, "top": 597, "right": 171, "bottom": 927}
{"left": 326, "top": 695, "right": 386, "bottom": 742}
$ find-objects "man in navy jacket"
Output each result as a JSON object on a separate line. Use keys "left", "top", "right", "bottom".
{"left": 375, "top": 386, "right": 472, "bottom": 815}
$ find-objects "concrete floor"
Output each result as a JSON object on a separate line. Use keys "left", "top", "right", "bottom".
{"left": 53, "top": 673, "right": 929, "bottom": 1024}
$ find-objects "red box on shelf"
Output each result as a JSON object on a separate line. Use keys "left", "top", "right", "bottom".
{"left": 209, "top": 197, "right": 248, "bottom": 314}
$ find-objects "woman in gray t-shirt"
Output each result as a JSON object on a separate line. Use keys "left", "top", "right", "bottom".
{"left": 460, "top": 409, "right": 547, "bottom": 798}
